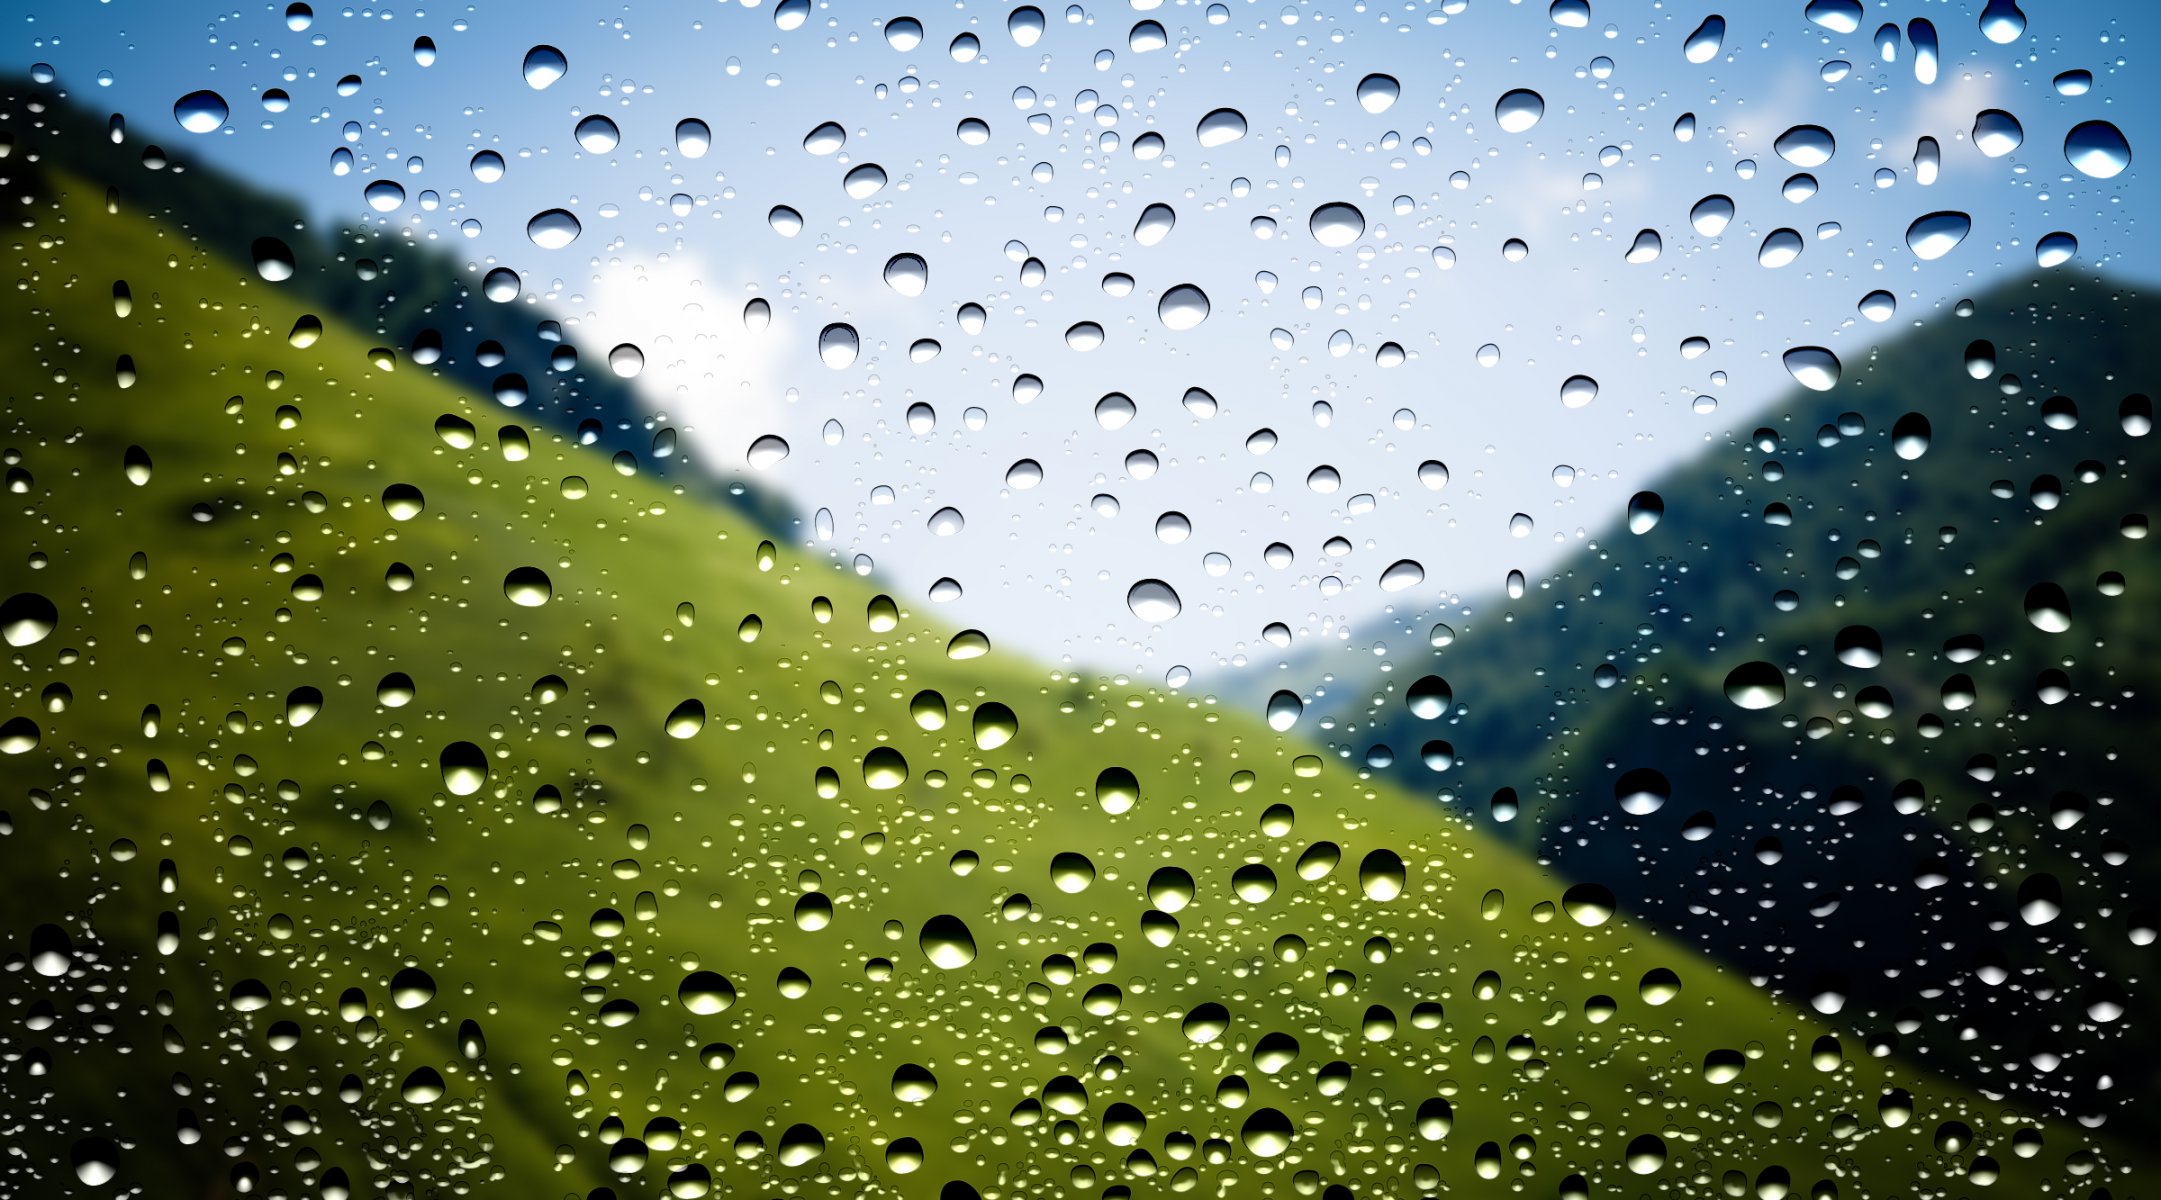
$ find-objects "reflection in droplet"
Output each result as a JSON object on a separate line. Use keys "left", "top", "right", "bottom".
{"left": 522, "top": 45, "right": 568, "bottom": 89}
{"left": 818, "top": 323, "right": 860, "bottom": 369}
{"left": 1773, "top": 125, "right": 1835, "bottom": 168}
{"left": 1724, "top": 661, "right": 1786, "bottom": 709}
{"left": 1858, "top": 290, "right": 1897, "bottom": 321}
{"left": 675, "top": 118, "right": 711, "bottom": 158}
{"left": 1379, "top": 560, "right": 1424, "bottom": 592}
{"left": 1782, "top": 346, "right": 1841, "bottom": 391}
{"left": 1972, "top": 109, "right": 2024, "bottom": 158}
{"left": 1758, "top": 228, "right": 1804, "bottom": 268}
{"left": 1355, "top": 73, "right": 1400, "bottom": 114}
{"left": 574, "top": 114, "right": 620, "bottom": 153}
{"left": 1158, "top": 284, "right": 1211, "bottom": 330}
{"left": 1494, "top": 88, "right": 1544, "bottom": 133}
{"left": 526, "top": 209, "right": 582, "bottom": 249}
{"left": 1266, "top": 690, "right": 1304, "bottom": 732}
{"left": 1309, "top": 202, "right": 1365, "bottom": 247}
{"left": 1688, "top": 194, "right": 1734, "bottom": 237}
{"left": 1905, "top": 211, "right": 1971, "bottom": 260}
{"left": 1683, "top": 14, "right": 1724, "bottom": 63}
{"left": 174, "top": 90, "right": 230, "bottom": 133}
{"left": 1196, "top": 107, "right": 1247, "bottom": 147}
{"left": 1127, "top": 579, "right": 1181, "bottom": 623}
{"left": 2035, "top": 231, "right": 2078, "bottom": 268}
{"left": 1624, "top": 228, "right": 1662, "bottom": 263}
{"left": 2064, "top": 121, "right": 2131, "bottom": 179}
{"left": 1559, "top": 375, "right": 1598, "bottom": 409}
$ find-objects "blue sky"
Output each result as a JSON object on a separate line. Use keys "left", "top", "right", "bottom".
{"left": 19, "top": 0, "right": 2157, "bottom": 679}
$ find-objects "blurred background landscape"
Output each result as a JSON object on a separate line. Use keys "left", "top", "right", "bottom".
{"left": 4, "top": 2, "right": 2159, "bottom": 1196}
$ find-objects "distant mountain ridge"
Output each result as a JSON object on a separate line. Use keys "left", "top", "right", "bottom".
{"left": 1313, "top": 269, "right": 2161, "bottom": 1132}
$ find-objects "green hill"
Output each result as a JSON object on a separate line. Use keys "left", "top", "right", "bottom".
{"left": 1, "top": 120, "right": 2150, "bottom": 1200}
{"left": 1310, "top": 272, "right": 2161, "bottom": 1138}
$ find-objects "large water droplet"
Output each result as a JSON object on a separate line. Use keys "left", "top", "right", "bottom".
{"left": 1494, "top": 88, "right": 1544, "bottom": 133}
{"left": 2064, "top": 120, "right": 2131, "bottom": 179}
{"left": 1355, "top": 73, "right": 1400, "bottom": 114}
{"left": 1157, "top": 283, "right": 1210, "bottom": 330}
{"left": 1782, "top": 346, "right": 1841, "bottom": 391}
{"left": 522, "top": 45, "right": 568, "bottom": 89}
{"left": 574, "top": 114, "right": 620, "bottom": 154}
{"left": 1196, "top": 107, "right": 1247, "bottom": 147}
{"left": 1266, "top": 690, "right": 1304, "bottom": 731}
{"left": 1308, "top": 202, "right": 1365, "bottom": 247}
{"left": 1978, "top": 0, "right": 2026, "bottom": 43}
{"left": 1724, "top": 661, "right": 1786, "bottom": 709}
{"left": 1378, "top": 559, "right": 1424, "bottom": 592}
{"left": 1774, "top": 125, "right": 1835, "bottom": 168}
{"left": 919, "top": 914, "right": 977, "bottom": 969}
{"left": 1972, "top": 109, "right": 2024, "bottom": 157}
{"left": 818, "top": 323, "right": 860, "bottom": 368}
{"left": 1, "top": 593, "right": 59, "bottom": 647}
{"left": 1689, "top": 194, "right": 1735, "bottom": 237}
{"left": 1127, "top": 579, "right": 1181, "bottom": 622}
{"left": 1905, "top": 210, "right": 1972, "bottom": 260}
{"left": 1683, "top": 14, "right": 1725, "bottom": 63}
{"left": 526, "top": 208, "right": 582, "bottom": 249}
{"left": 675, "top": 117, "right": 711, "bottom": 158}
{"left": 173, "top": 90, "right": 229, "bottom": 133}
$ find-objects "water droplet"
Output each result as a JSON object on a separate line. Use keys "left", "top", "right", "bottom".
{"left": 1157, "top": 283, "right": 1210, "bottom": 330}
{"left": 1127, "top": 579, "right": 1181, "bottom": 622}
{"left": 574, "top": 114, "right": 620, "bottom": 154}
{"left": 1308, "top": 201, "right": 1365, "bottom": 247}
{"left": 1905, "top": 210, "right": 1972, "bottom": 260}
{"left": 1978, "top": 0, "right": 2026, "bottom": 43}
{"left": 381, "top": 483, "right": 426, "bottom": 521}
{"left": 1065, "top": 321, "right": 1105, "bottom": 351}
{"left": 2035, "top": 231, "right": 2077, "bottom": 268}
{"left": 1683, "top": 14, "right": 1724, "bottom": 63}
{"left": 1806, "top": 0, "right": 1862, "bottom": 34}
{"left": 674, "top": 117, "right": 711, "bottom": 158}
{"left": 1197, "top": 107, "right": 1247, "bottom": 147}
{"left": 1559, "top": 375, "right": 1599, "bottom": 408}
{"left": 843, "top": 162, "right": 889, "bottom": 198}
{"left": 863, "top": 746, "right": 909, "bottom": 790}
{"left": 2054, "top": 69, "right": 2093, "bottom": 97}
{"left": 173, "top": 90, "right": 228, "bottom": 133}
{"left": 526, "top": 208, "right": 582, "bottom": 249}
{"left": 1782, "top": 346, "right": 1841, "bottom": 391}
{"left": 363, "top": 179, "right": 407, "bottom": 213}
{"left": 1417, "top": 460, "right": 1450, "bottom": 489}
{"left": 1616, "top": 767, "right": 1670, "bottom": 815}
{"left": 1355, "top": 73, "right": 1400, "bottom": 114}
{"left": 1972, "top": 109, "right": 2024, "bottom": 157}
{"left": 1627, "top": 491, "right": 1664, "bottom": 534}
{"left": 1758, "top": 227, "right": 1804, "bottom": 268}
{"left": 1624, "top": 228, "right": 1662, "bottom": 263}
{"left": 803, "top": 121, "right": 846, "bottom": 155}
{"left": 440, "top": 741, "right": 488, "bottom": 795}
{"left": 1494, "top": 88, "right": 1544, "bottom": 133}
{"left": 252, "top": 237, "right": 296, "bottom": 281}
{"left": 884, "top": 15, "right": 924, "bottom": 51}
{"left": 1266, "top": 690, "right": 1304, "bottom": 731}
{"left": 818, "top": 323, "right": 860, "bottom": 368}
{"left": 1859, "top": 289, "right": 1897, "bottom": 321}
{"left": 1625, "top": 1134, "right": 1669, "bottom": 1174}
{"left": 1892, "top": 412, "right": 1932, "bottom": 459}
{"left": 2064, "top": 120, "right": 2131, "bottom": 179}
{"left": 523, "top": 45, "right": 568, "bottom": 88}
{"left": 1773, "top": 125, "right": 1835, "bottom": 168}
{"left": 1562, "top": 883, "right": 1616, "bottom": 927}
{"left": 1724, "top": 661, "right": 1786, "bottom": 709}
{"left": 504, "top": 566, "right": 552, "bottom": 607}
{"left": 1688, "top": 194, "right": 1734, "bottom": 237}
{"left": 919, "top": 914, "right": 976, "bottom": 968}
{"left": 1379, "top": 559, "right": 1424, "bottom": 592}
{"left": 2, "top": 592, "right": 59, "bottom": 647}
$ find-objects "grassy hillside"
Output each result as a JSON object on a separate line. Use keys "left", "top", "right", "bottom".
{"left": 1, "top": 171, "right": 2150, "bottom": 1200}
{"left": 1312, "top": 273, "right": 2161, "bottom": 1137}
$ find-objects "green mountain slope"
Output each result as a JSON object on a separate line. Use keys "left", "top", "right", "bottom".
{"left": 1313, "top": 273, "right": 2161, "bottom": 1137}
{"left": 1, "top": 172, "right": 2149, "bottom": 1200}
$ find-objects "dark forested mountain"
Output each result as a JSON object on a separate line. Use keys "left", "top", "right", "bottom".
{"left": 1313, "top": 270, "right": 2161, "bottom": 1133}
